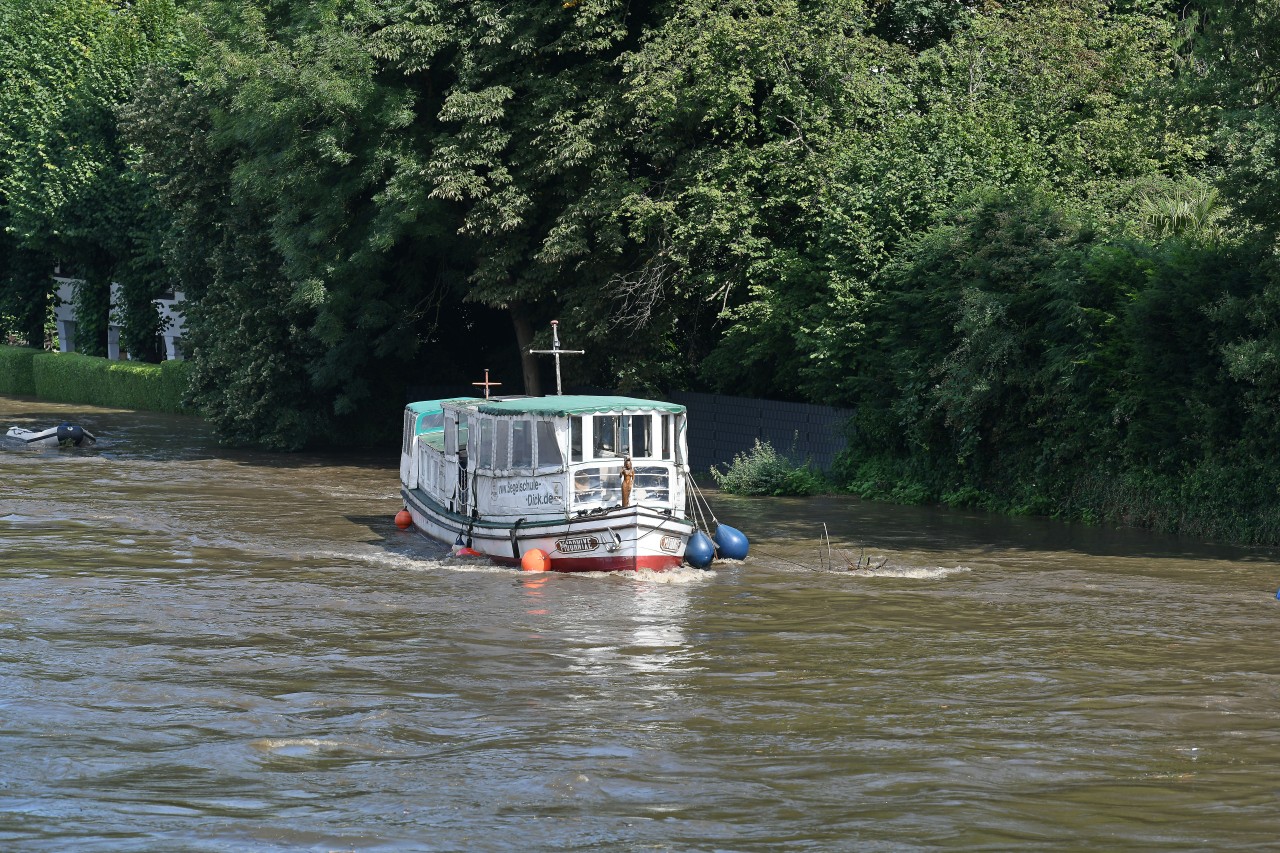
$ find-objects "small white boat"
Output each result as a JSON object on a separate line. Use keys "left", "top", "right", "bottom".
{"left": 6, "top": 423, "right": 97, "bottom": 447}
{"left": 399, "top": 393, "right": 699, "bottom": 572}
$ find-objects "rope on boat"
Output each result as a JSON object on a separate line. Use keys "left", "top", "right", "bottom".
{"left": 684, "top": 472, "right": 719, "bottom": 534}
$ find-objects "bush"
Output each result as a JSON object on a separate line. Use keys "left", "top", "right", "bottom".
{"left": 0, "top": 346, "right": 40, "bottom": 397}
{"left": 31, "top": 352, "right": 192, "bottom": 414}
{"left": 711, "top": 438, "right": 826, "bottom": 496}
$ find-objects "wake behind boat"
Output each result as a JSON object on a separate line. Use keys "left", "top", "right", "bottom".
{"left": 7, "top": 423, "right": 96, "bottom": 447}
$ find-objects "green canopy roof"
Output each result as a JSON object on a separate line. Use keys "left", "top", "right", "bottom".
{"left": 406, "top": 397, "right": 481, "bottom": 415}
{"left": 476, "top": 395, "right": 685, "bottom": 417}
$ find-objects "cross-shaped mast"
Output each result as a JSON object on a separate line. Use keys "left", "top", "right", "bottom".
{"left": 471, "top": 368, "right": 502, "bottom": 399}
{"left": 528, "top": 320, "right": 584, "bottom": 396}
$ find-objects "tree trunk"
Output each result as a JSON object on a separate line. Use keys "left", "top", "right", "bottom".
{"left": 511, "top": 307, "right": 542, "bottom": 397}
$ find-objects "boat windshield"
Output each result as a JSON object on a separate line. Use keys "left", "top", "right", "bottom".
{"left": 572, "top": 464, "right": 671, "bottom": 506}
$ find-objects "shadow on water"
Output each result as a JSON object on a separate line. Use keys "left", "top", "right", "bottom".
{"left": 705, "top": 489, "right": 1280, "bottom": 565}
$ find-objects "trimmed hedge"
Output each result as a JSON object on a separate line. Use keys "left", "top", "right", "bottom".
{"left": 0, "top": 346, "right": 40, "bottom": 397}
{"left": 26, "top": 351, "right": 193, "bottom": 414}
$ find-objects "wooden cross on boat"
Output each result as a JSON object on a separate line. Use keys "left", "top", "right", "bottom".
{"left": 472, "top": 368, "right": 502, "bottom": 399}
{"left": 528, "top": 320, "right": 584, "bottom": 395}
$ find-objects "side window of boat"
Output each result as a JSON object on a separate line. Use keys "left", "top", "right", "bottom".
{"left": 457, "top": 417, "right": 469, "bottom": 454}
{"left": 495, "top": 420, "right": 510, "bottom": 469}
{"left": 594, "top": 415, "right": 617, "bottom": 457}
{"left": 661, "top": 415, "right": 671, "bottom": 459}
{"left": 512, "top": 420, "right": 533, "bottom": 469}
{"left": 402, "top": 409, "right": 413, "bottom": 456}
{"left": 570, "top": 417, "right": 583, "bottom": 462}
{"left": 537, "top": 420, "right": 563, "bottom": 470}
{"left": 445, "top": 414, "right": 457, "bottom": 456}
{"left": 631, "top": 414, "right": 652, "bottom": 458}
{"left": 619, "top": 415, "right": 632, "bottom": 457}
{"left": 479, "top": 419, "right": 494, "bottom": 469}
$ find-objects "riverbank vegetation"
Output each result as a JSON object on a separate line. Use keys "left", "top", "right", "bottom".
{"left": 0, "top": 346, "right": 190, "bottom": 413}
{"left": 4, "top": 1, "right": 1280, "bottom": 541}
{"left": 712, "top": 439, "right": 826, "bottom": 497}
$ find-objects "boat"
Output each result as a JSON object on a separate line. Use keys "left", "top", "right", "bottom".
{"left": 6, "top": 423, "right": 97, "bottom": 447}
{"left": 398, "top": 393, "right": 702, "bottom": 572}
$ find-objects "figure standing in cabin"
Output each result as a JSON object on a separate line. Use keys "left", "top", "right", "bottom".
{"left": 621, "top": 456, "right": 635, "bottom": 507}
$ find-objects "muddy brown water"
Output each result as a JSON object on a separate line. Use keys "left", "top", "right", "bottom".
{"left": 3, "top": 398, "right": 1280, "bottom": 851}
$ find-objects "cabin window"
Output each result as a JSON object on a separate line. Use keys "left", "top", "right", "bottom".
{"left": 634, "top": 466, "right": 671, "bottom": 503}
{"left": 570, "top": 417, "right": 583, "bottom": 462}
{"left": 573, "top": 465, "right": 622, "bottom": 505}
{"left": 512, "top": 420, "right": 533, "bottom": 469}
{"left": 445, "top": 415, "right": 457, "bottom": 456}
{"left": 537, "top": 421, "right": 563, "bottom": 470}
{"left": 479, "top": 419, "right": 494, "bottom": 469}
{"left": 631, "top": 415, "right": 652, "bottom": 458}
{"left": 661, "top": 415, "right": 671, "bottom": 459}
{"left": 495, "top": 420, "right": 510, "bottom": 469}
{"left": 402, "top": 409, "right": 414, "bottom": 455}
{"left": 593, "top": 415, "right": 617, "bottom": 457}
{"left": 593, "top": 415, "right": 633, "bottom": 458}
{"left": 454, "top": 414, "right": 469, "bottom": 455}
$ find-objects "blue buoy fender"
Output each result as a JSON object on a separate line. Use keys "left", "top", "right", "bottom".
{"left": 713, "top": 524, "right": 749, "bottom": 561}
{"left": 685, "top": 530, "right": 716, "bottom": 569}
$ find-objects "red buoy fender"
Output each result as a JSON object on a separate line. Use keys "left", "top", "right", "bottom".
{"left": 521, "top": 549, "right": 551, "bottom": 572}
{"left": 394, "top": 509, "right": 413, "bottom": 529}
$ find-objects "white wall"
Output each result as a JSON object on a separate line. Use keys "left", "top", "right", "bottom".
{"left": 52, "top": 276, "right": 185, "bottom": 360}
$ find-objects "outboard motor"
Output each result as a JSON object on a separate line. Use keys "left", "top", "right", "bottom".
{"left": 55, "top": 423, "right": 94, "bottom": 447}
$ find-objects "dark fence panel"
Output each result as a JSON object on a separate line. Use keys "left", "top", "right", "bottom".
{"left": 667, "top": 391, "right": 853, "bottom": 474}
{"left": 404, "top": 385, "right": 854, "bottom": 474}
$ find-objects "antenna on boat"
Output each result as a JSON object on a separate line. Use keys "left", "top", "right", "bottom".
{"left": 472, "top": 368, "right": 502, "bottom": 400}
{"left": 528, "top": 320, "right": 584, "bottom": 395}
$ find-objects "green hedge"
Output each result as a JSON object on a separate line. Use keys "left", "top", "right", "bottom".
{"left": 0, "top": 346, "right": 40, "bottom": 397}
{"left": 28, "top": 351, "right": 193, "bottom": 414}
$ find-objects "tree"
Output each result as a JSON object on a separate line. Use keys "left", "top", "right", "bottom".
{"left": 0, "top": 0, "right": 178, "bottom": 356}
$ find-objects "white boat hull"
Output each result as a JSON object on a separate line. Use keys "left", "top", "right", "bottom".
{"left": 402, "top": 486, "right": 693, "bottom": 572}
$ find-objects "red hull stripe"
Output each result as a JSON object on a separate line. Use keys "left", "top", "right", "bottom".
{"left": 490, "top": 553, "right": 682, "bottom": 573}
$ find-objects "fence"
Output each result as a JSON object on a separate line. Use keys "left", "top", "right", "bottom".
{"left": 405, "top": 384, "right": 854, "bottom": 474}
{"left": 667, "top": 391, "right": 852, "bottom": 474}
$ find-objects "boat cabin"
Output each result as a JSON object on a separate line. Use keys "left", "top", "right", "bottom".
{"left": 401, "top": 395, "right": 689, "bottom": 522}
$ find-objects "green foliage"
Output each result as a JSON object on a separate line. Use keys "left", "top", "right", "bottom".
{"left": 0, "top": 345, "right": 40, "bottom": 396}
{"left": 1184, "top": 0, "right": 1280, "bottom": 237}
{"left": 30, "top": 352, "right": 191, "bottom": 413}
{"left": 6, "top": 0, "right": 1280, "bottom": 547}
{"left": 711, "top": 438, "right": 826, "bottom": 496}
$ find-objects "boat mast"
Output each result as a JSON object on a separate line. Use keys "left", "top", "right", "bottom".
{"left": 471, "top": 368, "right": 501, "bottom": 399}
{"left": 528, "top": 320, "right": 584, "bottom": 395}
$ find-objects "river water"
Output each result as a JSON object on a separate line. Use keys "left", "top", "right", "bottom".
{"left": 2, "top": 397, "right": 1280, "bottom": 851}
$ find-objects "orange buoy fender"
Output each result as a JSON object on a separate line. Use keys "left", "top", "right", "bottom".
{"left": 521, "top": 548, "right": 551, "bottom": 572}
{"left": 394, "top": 509, "right": 413, "bottom": 529}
